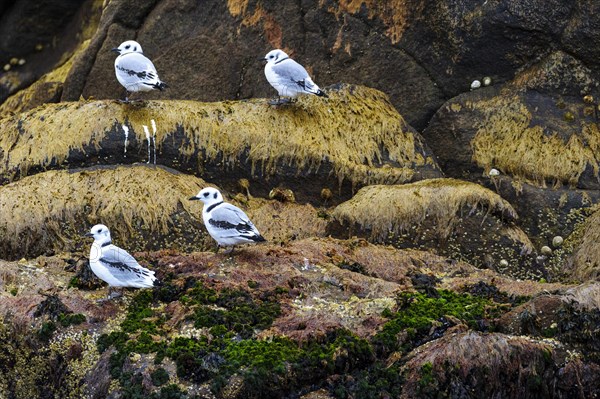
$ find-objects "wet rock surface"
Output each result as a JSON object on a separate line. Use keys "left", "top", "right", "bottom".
{"left": 2, "top": 0, "right": 600, "bottom": 397}
{"left": 0, "top": 84, "right": 442, "bottom": 202}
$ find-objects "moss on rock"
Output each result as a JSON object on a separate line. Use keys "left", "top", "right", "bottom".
{"left": 0, "top": 84, "right": 441, "bottom": 201}
{"left": 329, "top": 179, "right": 538, "bottom": 277}
{"left": 565, "top": 204, "right": 600, "bottom": 282}
{"left": 0, "top": 164, "right": 207, "bottom": 259}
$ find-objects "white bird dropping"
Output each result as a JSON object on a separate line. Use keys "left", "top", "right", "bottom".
{"left": 189, "top": 187, "right": 266, "bottom": 252}
{"left": 111, "top": 40, "right": 167, "bottom": 102}
{"left": 151, "top": 119, "right": 157, "bottom": 164}
{"left": 262, "top": 49, "right": 327, "bottom": 105}
{"left": 143, "top": 125, "right": 152, "bottom": 164}
{"left": 122, "top": 124, "right": 129, "bottom": 156}
{"left": 84, "top": 224, "right": 158, "bottom": 299}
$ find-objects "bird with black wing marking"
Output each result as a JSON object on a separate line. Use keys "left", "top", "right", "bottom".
{"left": 189, "top": 187, "right": 266, "bottom": 253}
{"left": 112, "top": 40, "right": 167, "bottom": 102}
{"left": 262, "top": 49, "right": 327, "bottom": 105}
{"left": 85, "top": 224, "right": 158, "bottom": 299}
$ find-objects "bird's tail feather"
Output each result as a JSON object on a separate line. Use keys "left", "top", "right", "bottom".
{"left": 154, "top": 81, "right": 168, "bottom": 91}
{"left": 316, "top": 89, "right": 328, "bottom": 98}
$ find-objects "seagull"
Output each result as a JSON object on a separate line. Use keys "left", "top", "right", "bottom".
{"left": 262, "top": 49, "right": 327, "bottom": 105}
{"left": 84, "top": 224, "right": 158, "bottom": 299}
{"left": 189, "top": 187, "right": 266, "bottom": 252}
{"left": 111, "top": 40, "right": 167, "bottom": 102}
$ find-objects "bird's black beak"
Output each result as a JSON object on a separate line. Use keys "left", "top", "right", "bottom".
{"left": 111, "top": 48, "right": 120, "bottom": 54}
{"left": 84, "top": 232, "right": 94, "bottom": 237}
{"left": 258, "top": 57, "right": 267, "bottom": 62}
{"left": 189, "top": 196, "right": 199, "bottom": 201}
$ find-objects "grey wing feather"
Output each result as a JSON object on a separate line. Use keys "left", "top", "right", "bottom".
{"left": 100, "top": 245, "right": 154, "bottom": 279}
{"left": 272, "top": 59, "right": 310, "bottom": 81}
{"left": 211, "top": 203, "right": 253, "bottom": 225}
{"left": 116, "top": 53, "right": 160, "bottom": 84}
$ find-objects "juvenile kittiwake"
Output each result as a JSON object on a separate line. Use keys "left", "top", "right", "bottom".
{"left": 189, "top": 187, "right": 266, "bottom": 252}
{"left": 262, "top": 49, "right": 327, "bottom": 105}
{"left": 85, "top": 224, "right": 158, "bottom": 298}
{"left": 112, "top": 40, "right": 167, "bottom": 101}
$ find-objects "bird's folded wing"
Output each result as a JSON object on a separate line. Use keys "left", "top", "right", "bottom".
{"left": 100, "top": 245, "right": 153, "bottom": 277}
{"left": 116, "top": 53, "right": 159, "bottom": 82}
{"left": 271, "top": 59, "right": 309, "bottom": 82}
{"left": 209, "top": 203, "right": 258, "bottom": 233}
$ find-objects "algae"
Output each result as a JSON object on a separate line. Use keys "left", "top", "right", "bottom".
{"left": 0, "top": 164, "right": 207, "bottom": 259}
{"left": 471, "top": 95, "right": 600, "bottom": 188}
{"left": 0, "top": 84, "right": 431, "bottom": 189}
{"left": 332, "top": 178, "right": 517, "bottom": 242}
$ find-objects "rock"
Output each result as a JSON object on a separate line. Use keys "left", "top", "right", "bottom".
{"left": 58, "top": 0, "right": 447, "bottom": 130}
{"left": 0, "top": 164, "right": 207, "bottom": 259}
{"left": 400, "top": 331, "right": 600, "bottom": 398}
{"left": 0, "top": 85, "right": 442, "bottom": 202}
{"left": 0, "top": 41, "right": 91, "bottom": 118}
{"left": 498, "top": 283, "right": 600, "bottom": 364}
{"left": 478, "top": 175, "right": 599, "bottom": 252}
{"left": 0, "top": 0, "right": 101, "bottom": 103}
{"left": 422, "top": 51, "right": 600, "bottom": 189}
{"left": 245, "top": 199, "right": 328, "bottom": 245}
{"left": 0, "top": 235, "right": 589, "bottom": 398}
{"left": 564, "top": 205, "right": 600, "bottom": 281}
{"left": 328, "top": 178, "right": 540, "bottom": 279}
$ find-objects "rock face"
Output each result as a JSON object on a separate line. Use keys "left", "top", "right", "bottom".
{"left": 0, "top": 164, "right": 207, "bottom": 259}
{"left": 564, "top": 205, "right": 600, "bottom": 282}
{"left": 2, "top": 0, "right": 600, "bottom": 397}
{"left": 422, "top": 51, "right": 600, "bottom": 190}
{"left": 400, "top": 331, "right": 600, "bottom": 398}
{"left": 329, "top": 178, "right": 542, "bottom": 278}
{"left": 0, "top": 84, "right": 442, "bottom": 202}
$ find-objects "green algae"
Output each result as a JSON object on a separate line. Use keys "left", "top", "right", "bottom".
{"left": 374, "top": 289, "right": 507, "bottom": 354}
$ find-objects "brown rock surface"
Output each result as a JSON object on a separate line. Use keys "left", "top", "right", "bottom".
{"left": 2, "top": 0, "right": 600, "bottom": 397}
{"left": 0, "top": 85, "right": 442, "bottom": 201}
{"left": 329, "top": 178, "right": 542, "bottom": 278}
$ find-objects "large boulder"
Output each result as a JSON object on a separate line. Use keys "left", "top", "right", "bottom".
{"left": 0, "top": 85, "right": 442, "bottom": 202}
{"left": 422, "top": 51, "right": 600, "bottom": 189}
{"left": 0, "top": 0, "right": 101, "bottom": 104}
{"left": 400, "top": 331, "right": 600, "bottom": 398}
{"left": 329, "top": 178, "right": 542, "bottom": 279}
{"left": 0, "top": 164, "right": 207, "bottom": 259}
{"left": 563, "top": 204, "right": 600, "bottom": 282}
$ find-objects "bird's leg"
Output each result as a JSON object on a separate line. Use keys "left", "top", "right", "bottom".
{"left": 224, "top": 246, "right": 235, "bottom": 255}
{"left": 268, "top": 95, "right": 280, "bottom": 106}
{"left": 108, "top": 287, "right": 123, "bottom": 299}
{"left": 269, "top": 95, "right": 290, "bottom": 106}
{"left": 119, "top": 89, "right": 131, "bottom": 103}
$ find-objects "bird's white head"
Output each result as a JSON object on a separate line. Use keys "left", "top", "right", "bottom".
{"left": 112, "top": 40, "right": 143, "bottom": 56}
{"left": 85, "top": 224, "right": 112, "bottom": 245}
{"left": 189, "top": 187, "right": 224, "bottom": 206}
{"left": 263, "top": 49, "right": 289, "bottom": 65}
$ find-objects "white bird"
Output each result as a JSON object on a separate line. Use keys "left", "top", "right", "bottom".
{"left": 189, "top": 187, "right": 266, "bottom": 252}
{"left": 262, "top": 49, "right": 327, "bottom": 105}
{"left": 85, "top": 224, "right": 158, "bottom": 298}
{"left": 111, "top": 40, "right": 167, "bottom": 101}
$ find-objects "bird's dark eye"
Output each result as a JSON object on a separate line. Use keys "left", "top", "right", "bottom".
{"left": 213, "top": 193, "right": 218, "bottom": 199}
{"left": 97, "top": 229, "right": 102, "bottom": 233}
{"left": 203, "top": 192, "right": 209, "bottom": 197}
{"left": 125, "top": 45, "right": 130, "bottom": 49}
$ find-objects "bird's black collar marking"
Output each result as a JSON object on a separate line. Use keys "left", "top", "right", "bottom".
{"left": 274, "top": 57, "right": 289, "bottom": 65}
{"left": 206, "top": 201, "right": 224, "bottom": 213}
{"left": 101, "top": 241, "right": 112, "bottom": 247}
